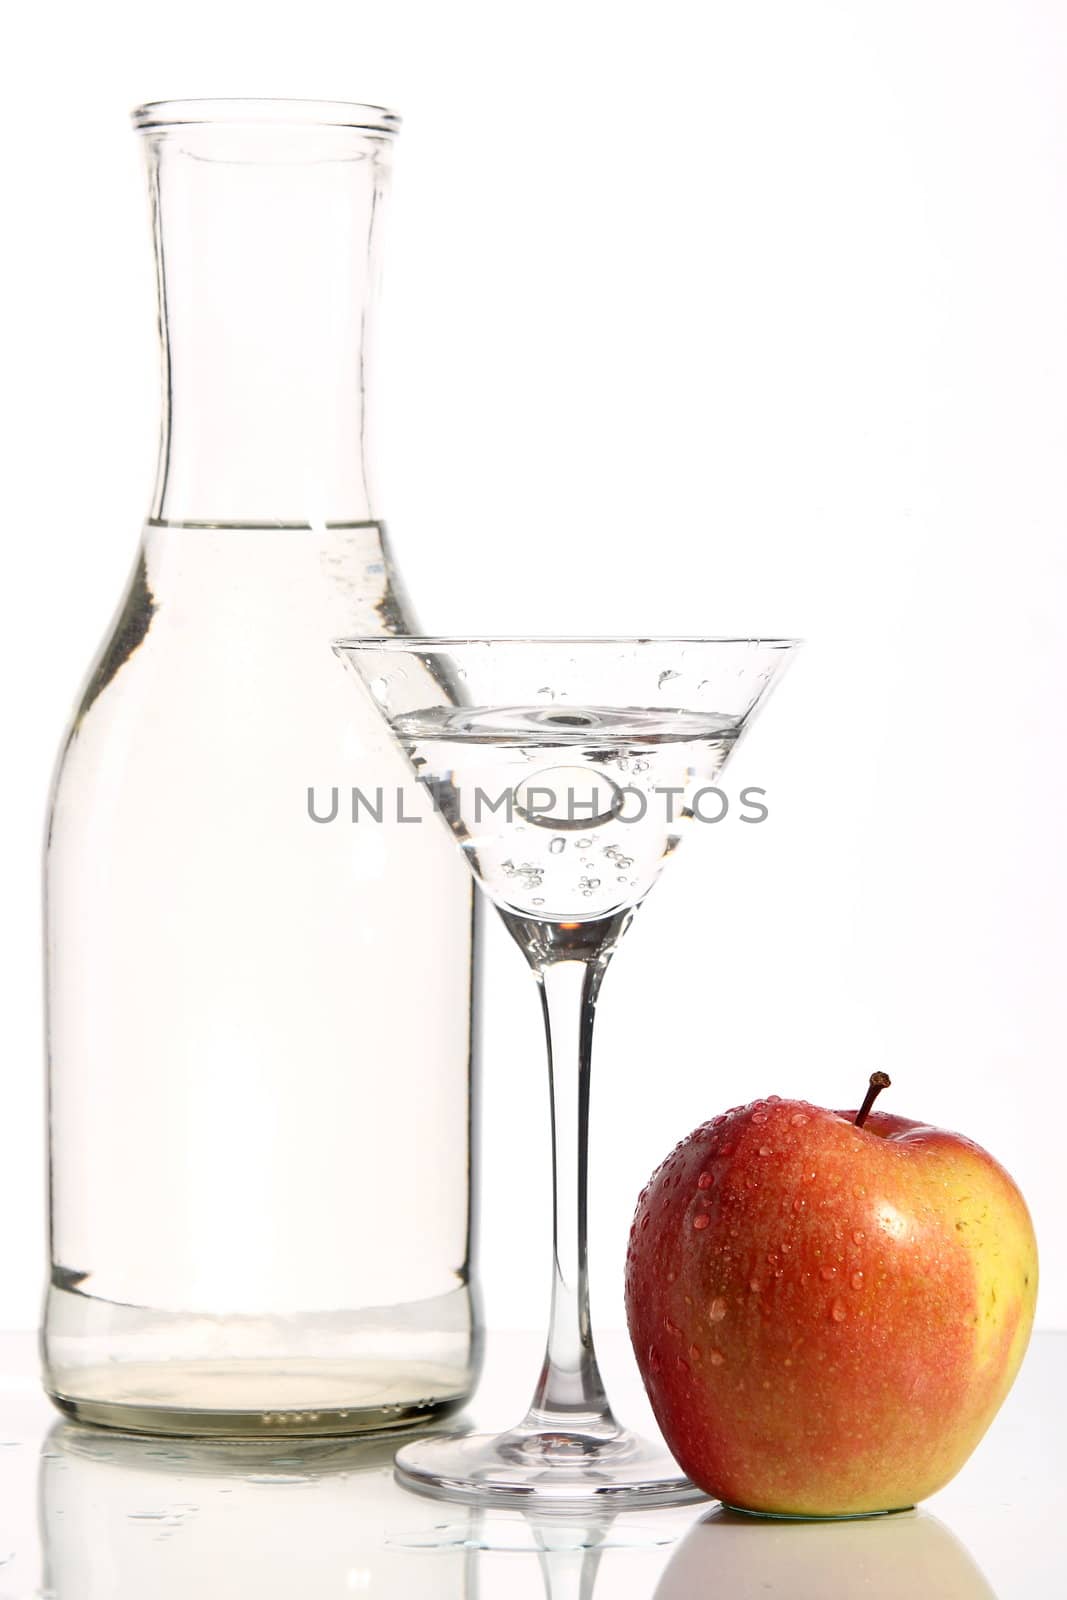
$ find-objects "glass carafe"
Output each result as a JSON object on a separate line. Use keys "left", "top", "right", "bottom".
{"left": 42, "top": 99, "right": 480, "bottom": 1435}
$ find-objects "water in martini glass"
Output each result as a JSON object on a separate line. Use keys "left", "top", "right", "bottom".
{"left": 394, "top": 703, "right": 742, "bottom": 922}
{"left": 334, "top": 638, "right": 798, "bottom": 1508}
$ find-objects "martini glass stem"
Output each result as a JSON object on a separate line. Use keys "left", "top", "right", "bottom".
{"left": 505, "top": 913, "right": 630, "bottom": 1440}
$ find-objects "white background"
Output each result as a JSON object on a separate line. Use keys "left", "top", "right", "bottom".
{"left": 1, "top": 0, "right": 1065, "bottom": 1337}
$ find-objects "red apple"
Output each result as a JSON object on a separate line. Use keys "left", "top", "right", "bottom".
{"left": 625, "top": 1082, "right": 1038, "bottom": 1516}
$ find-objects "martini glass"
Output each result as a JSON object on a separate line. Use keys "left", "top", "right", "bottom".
{"left": 333, "top": 638, "right": 798, "bottom": 1507}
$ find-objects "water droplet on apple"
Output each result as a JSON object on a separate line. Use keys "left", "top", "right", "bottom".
{"left": 831, "top": 1300, "right": 847, "bottom": 1322}
{"left": 852, "top": 1184, "right": 866, "bottom": 1198}
{"left": 693, "top": 1213, "right": 710, "bottom": 1231}
{"left": 767, "top": 1095, "right": 782, "bottom": 1103}
{"left": 751, "top": 1110, "right": 769, "bottom": 1125}
{"left": 689, "top": 1343, "right": 702, "bottom": 1361}
{"left": 649, "top": 1346, "right": 662, "bottom": 1374}
{"left": 720, "top": 1143, "right": 735, "bottom": 1157}
{"left": 676, "top": 1355, "right": 689, "bottom": 1373}
{"left": 851, "top": 1271, "right": 865, "bottom": 1289}
{"left": 697, "top": 1171, "right": 714, "bottom": 1189}
{"left": 820, "top": 1265, "right": 837, "bottom": 1281}
{"left": 709, "top": 1350, "right": 726, "bottom": 1366}
{"left": 759, "top": 1144, "right": 772, "bottom": 1157}
{"left": 791, "top": 1112, "right": 809, "bottom": 1126}
{"left": 664, "top": 1316, "right": 680, "bottom": 1335}
{"left": 792, "top": 1197, "right": 805, "bottom": 1213}
{"left": 853, "top": 1229, "right": 865, "bottom": 1244}
{"left": 708, "top": 1297, "right": 727, "bottom": 1322}
{"left": 640, "top": 1214, "right": 650, "bottom": 1231}
{"left": 749, "top": 1279, "right": 761, "bottom": 1293}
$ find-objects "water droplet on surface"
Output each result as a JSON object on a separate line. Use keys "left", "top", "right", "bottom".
{"left": 708, "top": 1297, "right": 727, "bottom": 1322}
{"left": 675, "top": 1355, "right": 689, "bottom": 1373}
{"left": 853, "top": 1229, "right": 865, "bottom": 1244}
{"left": 793, "top": 1197, "right": 805, "bottom": 1213}
{"left": 640, "top": 1214, "right": 650, "bottom": 1231}
{"left": 693, "top": 1213, "right": 710, "bottom": 1230}
{"left": 664, "top": 1316, "right": 680, "bottom": 1335}
{"left": 820, "top": 1264, "right": 837, "bottom": 1281}
{"left": 749, "top": 1278, "right": 761, "bottom": 1293}
{"left": 697, "top": 1171, "right": 714, "bottom": 1189}
{"left": 852, "top": 1184, "right": 866, "bottom": 1198}
{"left": 831, "top": 1300, "right": 847, "bottom": 1322}
{"left": 689, "top": 1343, "right": 702, "bottom": 1361}
{"left": 658, "top": 669, "right": 680, "bottom": 687}
{"left": 791, "top": 1112, "right": 809, "bottom": 1126}
{"left": 851, "top": 1271, "right": 865, "bottom": 1289}
{"left": 576, "top": 837, "right": 592, "bottom": 849}
{"left": 649, "top": 1346, "right": 662, "bottom": 1374}
{"left": 709, "top": 1349, "right": 726, "bottom": 1366}
{"left": 759, "top": 1145, "right": 772, "bottom": 1157}
{"left": 751, "top": 1110, "right": 769, "bottom": 1125}
{"left": 549, "top": 838, "right": 566, "bottom": 855}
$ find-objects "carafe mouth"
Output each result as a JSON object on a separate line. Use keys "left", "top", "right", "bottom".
{"left": 131, "top": 98, "right": 400, "bottom": 135}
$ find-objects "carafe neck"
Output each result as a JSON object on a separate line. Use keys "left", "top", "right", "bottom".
{"left": 137, "top": 103, "right": 396, "bottom": 528}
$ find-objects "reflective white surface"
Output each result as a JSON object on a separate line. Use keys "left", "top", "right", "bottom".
{"left": 0, "top": 1330, "right": 1062, "bottom": 1597}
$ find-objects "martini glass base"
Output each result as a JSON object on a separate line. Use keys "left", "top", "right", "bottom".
{"left": 394, "top": 1422, "right": 707, "bottom": 1509}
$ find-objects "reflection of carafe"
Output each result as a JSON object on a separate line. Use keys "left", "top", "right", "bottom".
{"left": 39, "top": 1422, "right": 477, "bottom": 1599}
{"left": 42, "top": 100, "right": 479, "bottom": 1434}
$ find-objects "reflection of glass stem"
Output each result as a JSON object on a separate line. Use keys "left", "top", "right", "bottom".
{"left": 461, "top": 1509, "right": 613, "bottom": 1600}
{"left": 534, "top": 1534, "right": 605, "bottom": 1600}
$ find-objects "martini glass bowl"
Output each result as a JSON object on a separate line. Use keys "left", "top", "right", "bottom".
{"left": 333, "top": 637, "right": 798, "bottom": 1507}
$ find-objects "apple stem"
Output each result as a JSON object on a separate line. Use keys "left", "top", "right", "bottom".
{"left": 855, "top": 1071, "right": 891, "bottom": 1129}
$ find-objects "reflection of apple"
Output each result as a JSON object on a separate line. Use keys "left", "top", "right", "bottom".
{"left": 654, "top": 1507, "right": 998, "bottom": 1600}
{"left": 625, "top": 1085, "right": 1038, "bottom": 1516}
